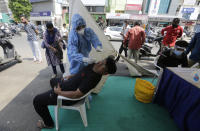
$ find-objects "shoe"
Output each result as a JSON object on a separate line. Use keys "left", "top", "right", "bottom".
{"left": 63, "top": 72, "right": 67, "bottom": 78}
{"left": 37, "top": 120, "right": 54, "bottom": 129}
{"left": 51, "top": 74, "right": 57, "bottom": 78}
{"left": 37, "top": 60, "right": 43, "bottom": 64}
{"left": 33, "top": 58, "right": 37, "bottom": 62}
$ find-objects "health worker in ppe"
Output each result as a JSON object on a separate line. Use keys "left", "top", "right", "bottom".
{"left": 67, "top": 14, "right": 103, "bottom": 77}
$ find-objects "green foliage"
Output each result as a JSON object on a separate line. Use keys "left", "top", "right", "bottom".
{"left": 8, "top": 0, "right": 32, "bottom": 22}
{"left": 106, "top": 0, "right": 111, "bottom": 12}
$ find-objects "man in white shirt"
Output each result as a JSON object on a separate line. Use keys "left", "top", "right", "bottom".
{"left": 61, "top": 23, "right": 68, "bottom": 38}
{"left": 115, "top": 20, "right": 131, "bottom": 62}
{"left": 61, "top": 24, "right": 68, "bottom": 48}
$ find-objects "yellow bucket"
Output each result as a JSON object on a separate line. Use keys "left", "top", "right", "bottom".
{"left": 134, "top": 78, "right": 156, "bottom": 103}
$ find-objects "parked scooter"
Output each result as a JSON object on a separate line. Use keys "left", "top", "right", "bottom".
{"left": 0, "top": 36, "right": 22, "bottom": 71}
{"left": 139, "top": 36, "right": 163, "bottom": 59}
{"left": 10, "top": 25, "right": 21, "bottom": 36}
{"left": 0, "top": 28, "right": 13, "bottom": 39}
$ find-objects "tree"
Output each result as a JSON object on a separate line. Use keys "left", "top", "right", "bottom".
{"left": 8, "top": 0, "right": 32, "bottom": 22}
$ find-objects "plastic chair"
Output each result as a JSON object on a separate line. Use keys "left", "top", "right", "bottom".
{"left": 55, "top": 90, "right": 92, "bottom": 131}
{"left": 191, "top": 63, "right": 200, "bottom": 68}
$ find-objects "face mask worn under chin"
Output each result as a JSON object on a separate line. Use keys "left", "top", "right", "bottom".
{"left": 78, "top": 29, "right": 85, "bottom": 35}
{"left": 174, "top": 49, "right": 183, "bottom": 56}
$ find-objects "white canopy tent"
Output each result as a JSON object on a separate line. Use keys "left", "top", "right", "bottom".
{"left": 67, "top": 0, "right": 157, "bottom": 92}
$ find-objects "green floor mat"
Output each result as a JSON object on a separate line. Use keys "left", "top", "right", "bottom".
{"left": 42, "top": 76, "right": 178, "bottom": 131}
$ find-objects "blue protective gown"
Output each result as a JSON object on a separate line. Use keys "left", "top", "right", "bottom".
{"left": 67, "top": 14, "right": 102, "bottom": 75}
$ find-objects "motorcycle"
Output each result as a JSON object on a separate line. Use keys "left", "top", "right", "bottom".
{"left": 139, "top": 36, "right": 163, "bottom": 59}
{"left": 10, "top": 25, "right": 21, "bottom": 36}
{"left": 1, "top": 28, "right": 13, "bottom": 39}
{"left": 0, "top": 37, "right": 22, "bottom": 71}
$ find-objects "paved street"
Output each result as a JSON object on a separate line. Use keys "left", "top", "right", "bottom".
{"left": 0, "top": 33, "right": 121, "bottom": 131}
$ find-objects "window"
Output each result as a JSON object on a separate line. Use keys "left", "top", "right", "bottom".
{"left": 182, "top": 13, "right": 192, "bottom": 20}
{"left": 110, "top": 27, "right": 122, "bottom": 32}
{"left": 158, "top": 0, "right": 171, "bottom": 14}
{"left": 145, "top": 0, "right": 151, "bottom": 13}
{"left": 86, "top": 6, "right": 104, "bottom": 13}
{"left": 115, "top": 10, "right": 124, "bottom": 13}
{"left": 96, "top": 7, "right": 104, "bottom": 12}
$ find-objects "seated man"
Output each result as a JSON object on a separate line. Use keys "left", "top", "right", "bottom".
{"left": 33, "top": 56, "right": 117, "bottom": 129}
{"left": 156, "top": 40, "right": 188, "bottom": 68}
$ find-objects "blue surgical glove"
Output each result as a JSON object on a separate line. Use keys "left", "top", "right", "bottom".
{"left": 96, "top": 46, "right": 103, "bottom": 52}
{"left": 82, "top": 57, "right": 96, "bottom": 64}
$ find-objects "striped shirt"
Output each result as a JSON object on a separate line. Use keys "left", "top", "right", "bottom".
{"left": 24, "top": 23, "right": 38, "bottom": 41}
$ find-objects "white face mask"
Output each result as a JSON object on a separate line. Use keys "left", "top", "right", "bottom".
{"left": 78, "top": 28, "right": 85, "bottom": 35}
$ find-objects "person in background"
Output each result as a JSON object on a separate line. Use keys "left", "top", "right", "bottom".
{"left": 185, "top": 31, "right": 200, "bottom": 67}
{"left": 61, "top": 23, "right": 68, "bottom": 39}
{"left": 67, "top": 14, "right": 103, "bottom": 79}
{"left": 21, "top": 16, "right": 42, "bottom": 63}
{"left": 194, "top": 20, "right": 200, "bottom": 33}
{"left": 33, "top": 56, "right": 117, "bottom": 129}
{"left": 43, "top": 22, "right": 65, "bottom": 78}
{"left": 157, "top": 40, "right": 188, "bottom": 68}
{"left": 115, "top": 20, "right": 130, "bottom": 62}
{"left": 61, "top": 23, "right": 68, "bottom": 49}
{"left": 124, "top": 21, "right": 145, "bottom": 63}
{"left": 161, "top": 18, "right": 183, "bottom": 48}
{"left": 96, "top": 16, "right": 106, "bottom": 30}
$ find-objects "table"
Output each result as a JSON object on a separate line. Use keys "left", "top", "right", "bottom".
{"left": 168, "top": 67, "right": 200, "bottom": 88}
{"left": 154, "top": 68, "right": 200, "bottom": 131}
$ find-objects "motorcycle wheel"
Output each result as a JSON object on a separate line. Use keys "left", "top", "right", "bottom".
{"left": 14, "top": 51, "right": 22, "bottom": 63}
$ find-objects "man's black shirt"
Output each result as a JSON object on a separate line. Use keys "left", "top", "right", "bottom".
{"left": 50, "top": 64, "right": 102, "bottom": 94}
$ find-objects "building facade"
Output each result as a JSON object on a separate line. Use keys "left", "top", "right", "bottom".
{"left": 82, "top": 0, "right": 107, "bottom": 21}
{"left": 106, "top": 0, "right": 148, "bottom": 26}
{"left": 178, "top": 0, "right": 200, "bottom": 21}
{"left": 30, "top": 0, "right": 63, "bottom": 27}
{"left": 62, "top": 0, "right": 107, "bottom": 25}
{"left": 142, "top": 0, "right": 184, "bottom": 27}
{"left": 177, "top": 0, "right": 200, "bottom": 29}
{"left": 0, "top": 0, "right": 11, "bottom": 23}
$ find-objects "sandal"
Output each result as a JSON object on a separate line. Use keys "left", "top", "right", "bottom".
{"left": 37, "top": 120, "right": 54, "bottom": 129}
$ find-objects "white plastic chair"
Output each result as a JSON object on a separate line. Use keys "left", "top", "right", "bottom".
{"left": 55, "top": 90, "right": 92, "bottom": 131}
{"left": 191, "top": 63, "right": 200, "bottom": 68}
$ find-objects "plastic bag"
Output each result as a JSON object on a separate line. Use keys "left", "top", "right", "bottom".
{"left": 134, "top": 78, "right": 156, "bottom": 103}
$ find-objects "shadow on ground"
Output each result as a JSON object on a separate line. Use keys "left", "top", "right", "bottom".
{"left": 111, "top": 62, "right": 130, "bottom": 77}
{"left": 22, "top": 58, "right": 34, "bottom": 61}
{"left": 0, "top": 66, "right": 62, "bottom": 131}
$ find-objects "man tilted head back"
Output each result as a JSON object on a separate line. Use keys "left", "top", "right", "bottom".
{"left": 33, "top": 56, "right": 117, "bottom": 129}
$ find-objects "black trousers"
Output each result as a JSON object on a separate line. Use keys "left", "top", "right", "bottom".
{"left": 51, "top": 64, "right": 65, "bottom": 75}
{"left": 33, "top": 78, "right": 77, "bottom": 126}
{"left": 115, "top": 41, "right": 128, "bottom": 62}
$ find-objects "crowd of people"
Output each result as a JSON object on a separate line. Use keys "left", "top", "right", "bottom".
{"left": 116, "top": 18, "right": 200, "bottom": 68}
